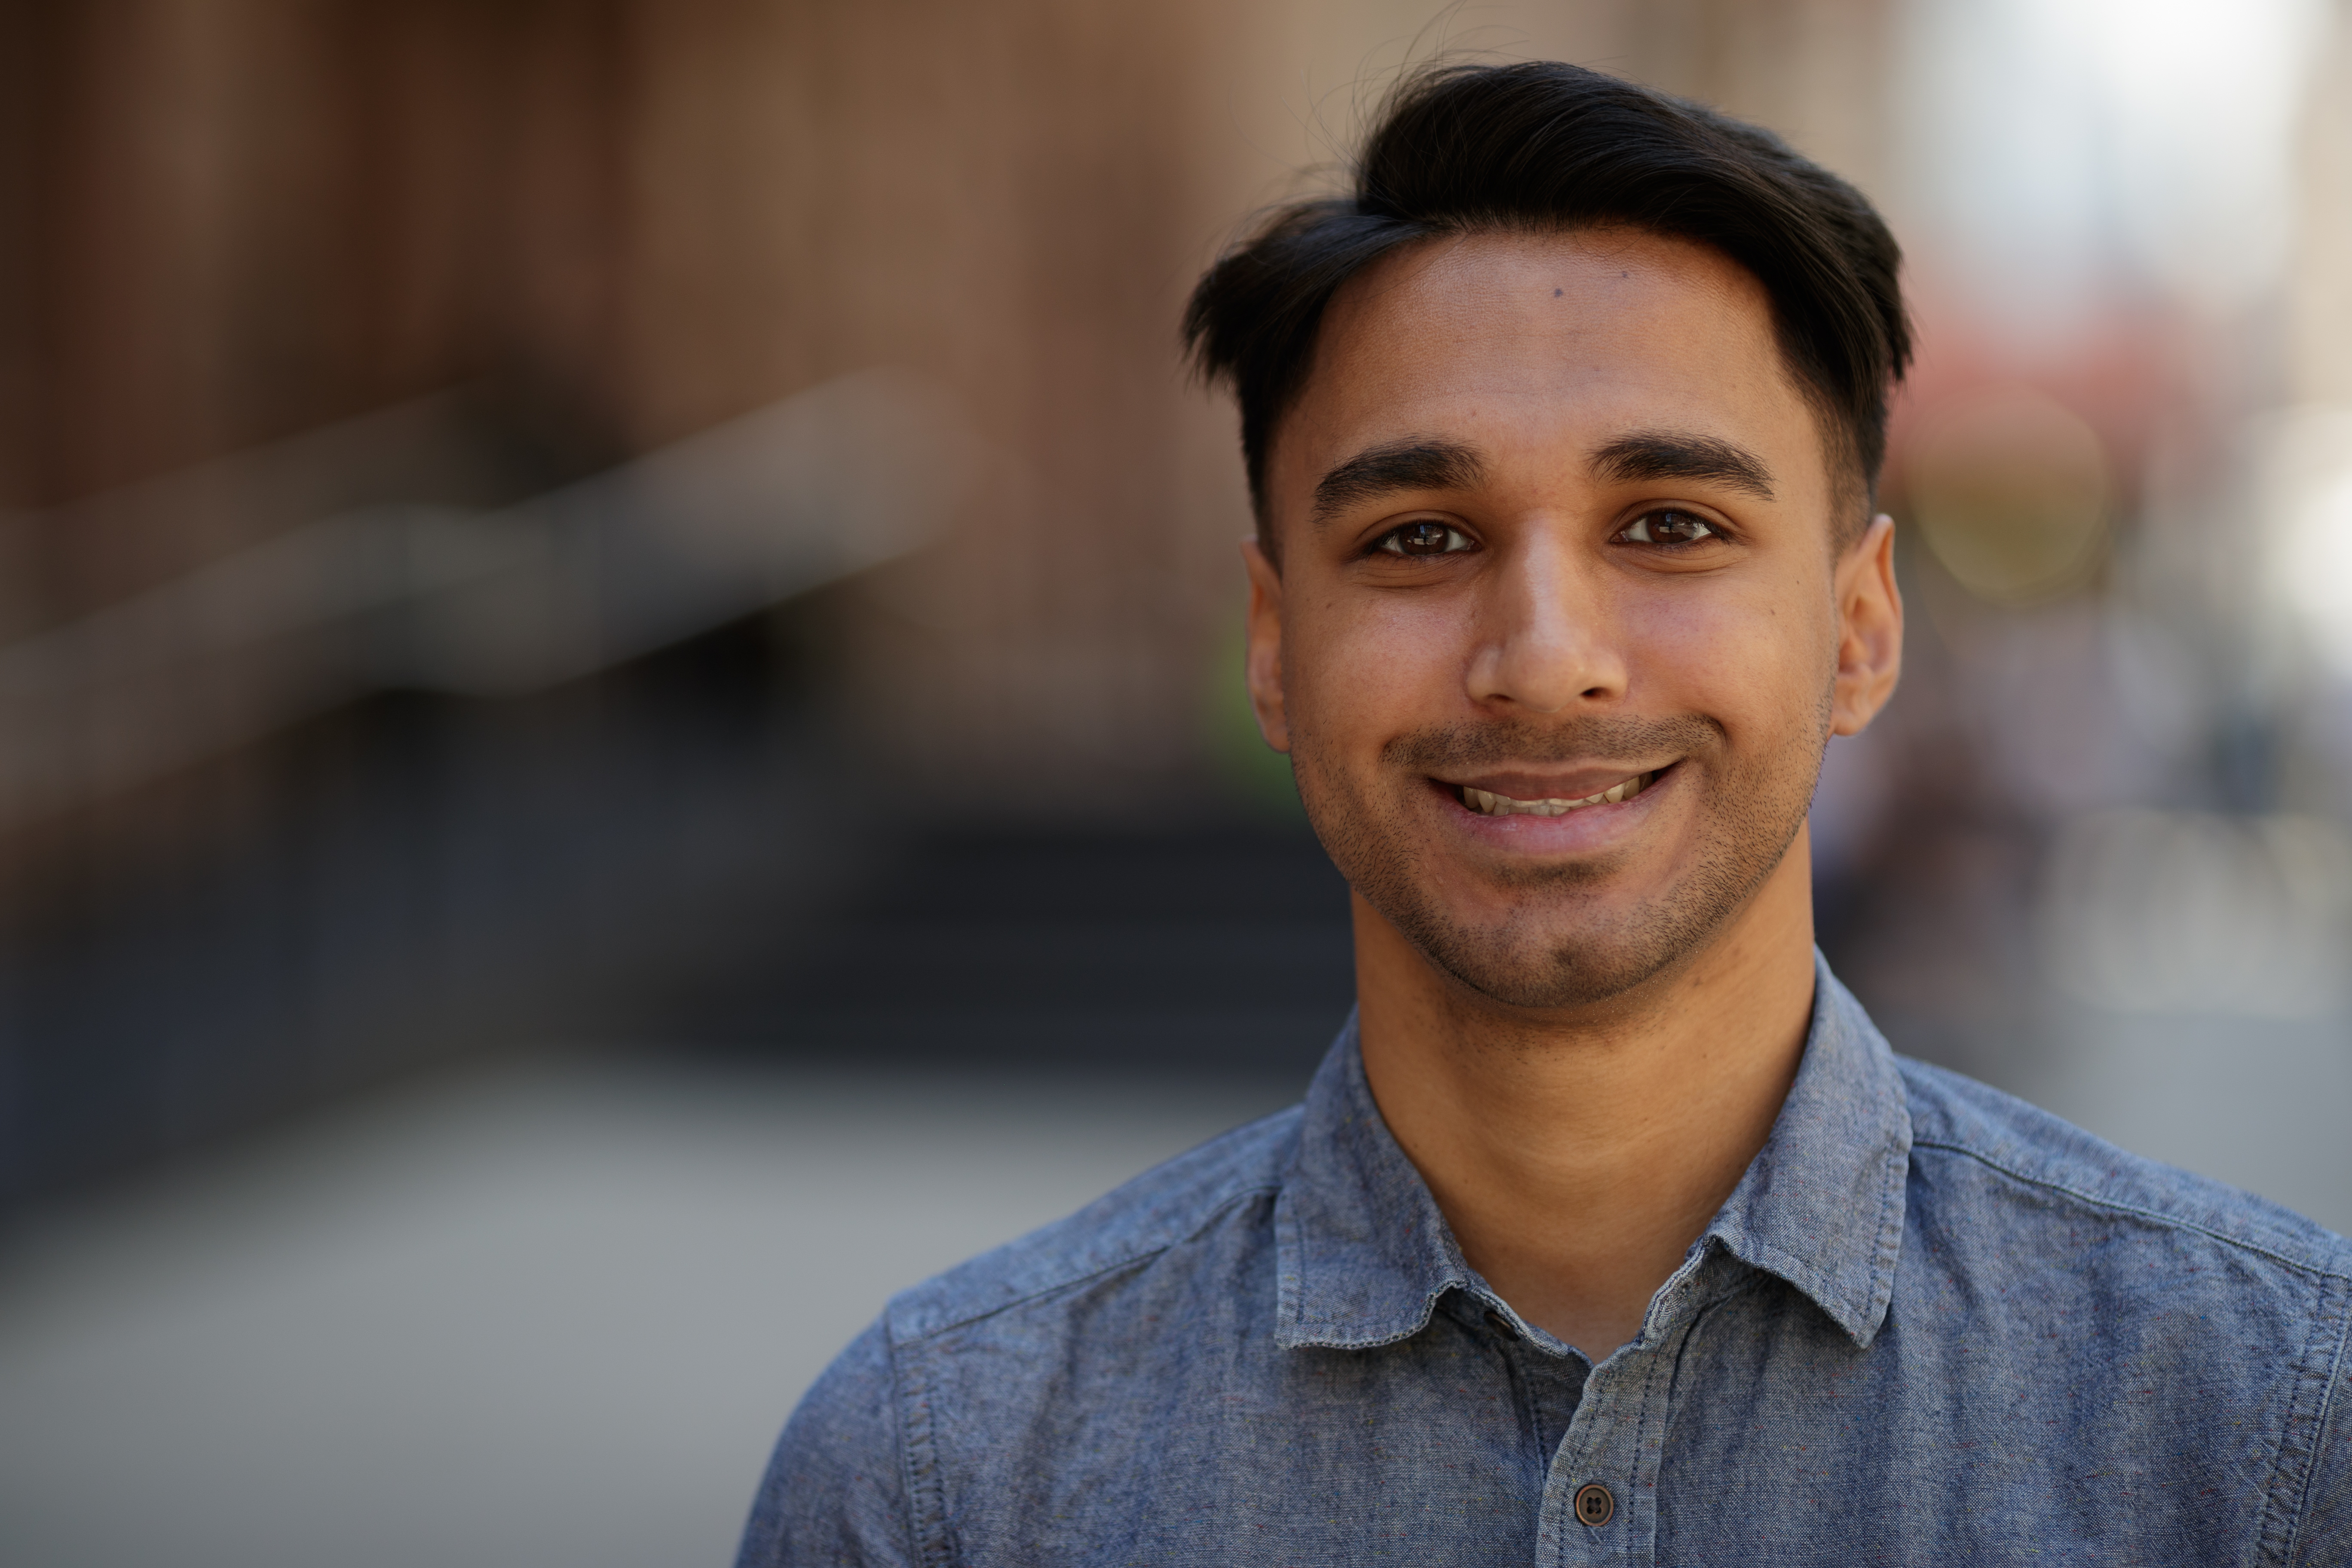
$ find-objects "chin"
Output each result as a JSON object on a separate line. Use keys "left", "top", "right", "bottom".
{"left": 1300, "top": 723, "right": 1819, "bottom": 1012}
{"left": 1348, "top": 827, "right": 1795, "bottom": 1012}
{"left": 1407, "top": 910, "right": 1694, "bottom": 1011}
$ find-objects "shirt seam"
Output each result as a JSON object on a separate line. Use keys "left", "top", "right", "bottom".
{"left": 2276, "top": 1271, "right": 2352, "bottom": 1567}
{"left": 1716, "top": 1101, "right": 1906, "bottom": 1346}
{"left": 1281, "top": 1106, "right": 1482, "bottom": 1351}
{"left": 1908, "top": 1137, "right": 2352, "bottom": 1282}
{"left": 1280, "top": 1277, "right": 1475, "bottom": 1351}
{"left": 1675, "top": 1261, "right": 1775, "bottom": 1337}
{"left": 1274, "top": 1170, "right": 1306, "bottom": 1340}
{"left": 1731, "top": 1234, "right": 1883, "bottom": 1347}
{"left": 888, "top": 1326, "right": 954, "bottom": 1568}
{"left": 893, "top": 1181, "right": 1284, "bottom": 1344}
{"left": 1622, "top": 1298, "right": 1692, "bottom": 1559}
{"left": 1484, "top": 1325, "right": 1550, "bottom": 1481}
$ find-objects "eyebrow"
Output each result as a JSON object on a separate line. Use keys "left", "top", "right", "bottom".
{"left": 1309, "top": 438, "right": 1487, "bottom": 525}
{"left": 1589, "top": 431, "right": 1776, "bottom": 501}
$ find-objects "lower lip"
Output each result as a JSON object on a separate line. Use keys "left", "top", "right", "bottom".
{"left": 1436, "top": 766, "right": 1675, "bottom": 849}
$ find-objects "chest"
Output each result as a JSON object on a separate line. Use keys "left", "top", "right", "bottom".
{"left": 910, "top": 1286, "right": 2284, "bottom": 1567}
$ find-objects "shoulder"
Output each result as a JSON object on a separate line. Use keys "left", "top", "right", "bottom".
{"left": 737, "top": 1108, "right": 1305, "bottom": 1565}
{"left": 1892, "top": 1057, "right": 2352, "bottom": 1561}
{"left": 1895, "top": 1054, "right": 2352, "bottom": 1281}
{"left": 735, "top": 1318, "right": 912, "bottom": 1566}
{"left": 885, "top": 1103, "right": 1304, "bottom": 1343}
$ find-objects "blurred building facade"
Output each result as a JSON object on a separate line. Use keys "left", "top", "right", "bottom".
{"left": 10, "top": 18, "right": 2352, "bottom": 1565}
{"left": 1, "top": 0, "right": 2348, "bottom": 1213}
{"left": 0, "top": 0, "right": 1900, "bottom": 803}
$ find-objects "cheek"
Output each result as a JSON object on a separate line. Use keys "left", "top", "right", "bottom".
{"left": 1621, "top": 576, "right": 1832, "bottom": 732}
{"left": 1286, "top": 591, "right": 1467, "bottom": 740}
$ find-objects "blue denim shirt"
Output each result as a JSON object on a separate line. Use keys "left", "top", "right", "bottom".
{"left": 740, "top": 961, "right": 2352, "bottom": 1564}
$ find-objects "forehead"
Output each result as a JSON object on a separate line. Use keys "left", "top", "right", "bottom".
{"left": 1270, "top": 228, "right": 1822, "bottom": 509}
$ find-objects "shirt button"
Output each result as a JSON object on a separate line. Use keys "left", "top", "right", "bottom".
{"left": 1573, "top": 1482, "right": 1614, "bottom": 1527}
{"left": 1483, "top": 1310, "right": 1515, "bottom": 1338}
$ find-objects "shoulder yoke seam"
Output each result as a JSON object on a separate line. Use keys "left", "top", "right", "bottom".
{"left": 1910, "top": 1137, "right": 2352, "bottom": 1283}
{"left": 893, "top": 1181, "right": 1285, "bottom": 1344}
{"left": 2276, "top": 1272, "right": 2351, "bottom": 1566}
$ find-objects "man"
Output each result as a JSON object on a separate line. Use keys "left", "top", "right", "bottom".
{"left": 739, "top": 62, "right": 2349, "bottom": 1564}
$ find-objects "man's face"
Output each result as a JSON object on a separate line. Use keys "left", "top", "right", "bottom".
{"left": 1246, "top": 227, "right": 1897, "bottom": 1011}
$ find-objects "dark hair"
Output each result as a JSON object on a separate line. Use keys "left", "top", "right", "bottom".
{"left": 1182, "top": 61, "right": 1911, "bottom": 549}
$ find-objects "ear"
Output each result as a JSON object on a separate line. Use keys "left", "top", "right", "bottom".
{"left": 1830, "top": 513, "right": 1902, "bottom": 736}
{"left": 1241, "top": 537, "right": 1290, "bottom": 752}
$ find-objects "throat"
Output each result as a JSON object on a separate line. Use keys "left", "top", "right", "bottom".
{"left": 1348, "top": 881, "right": 1814, "bottom": 1365}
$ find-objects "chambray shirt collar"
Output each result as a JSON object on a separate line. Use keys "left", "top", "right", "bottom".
{"left": 1273, "top": 952, "right": 1913, "bottom": 1353}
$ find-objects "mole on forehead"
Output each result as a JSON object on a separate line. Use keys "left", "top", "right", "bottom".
{"left": 1348, "top": 226, "right": 1756, "bottom": 300}
{"left": 1286, "top": 238, "right": 1795, "bottom": 513}
{"left": 1312, "top": 236, "right": 1779, "bottom": 404}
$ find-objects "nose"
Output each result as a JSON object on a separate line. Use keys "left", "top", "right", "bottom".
{"left": 1463, "top": 528, "right": 1625, "bottom": 714}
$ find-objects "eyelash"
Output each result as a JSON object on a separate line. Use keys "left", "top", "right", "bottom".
{"left": 1615, "top": 508, "right": 1725, "bottom": 546}
{"left": 1373, "top": 521, "right": 1476, "bottom": 557}
{"left": 1367, "top": 509, "right": 1734, "bottom": 564}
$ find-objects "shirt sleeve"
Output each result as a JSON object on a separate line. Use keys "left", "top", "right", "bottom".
{"left": 735, "top": 1316, "right": 916, "bottom": 1567}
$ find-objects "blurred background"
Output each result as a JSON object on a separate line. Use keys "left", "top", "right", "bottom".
{"left": 0, "top": 0, "right": 2348, "bottom": 1562}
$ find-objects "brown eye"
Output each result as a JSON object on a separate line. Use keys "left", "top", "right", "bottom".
{"left": 1619, "top": 509, "right": 1718, "bottom": 545}
{"left": 1379, "top": 521, "right": 1472, "bottom": 557}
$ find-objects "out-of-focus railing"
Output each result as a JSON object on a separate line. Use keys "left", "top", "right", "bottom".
{"left": 0, "top": 368, "right": 989, "bottom": 830}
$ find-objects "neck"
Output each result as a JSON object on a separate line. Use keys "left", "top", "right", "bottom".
{"left": 1353, "top": 831, "right": 1818, "bottom": 1360}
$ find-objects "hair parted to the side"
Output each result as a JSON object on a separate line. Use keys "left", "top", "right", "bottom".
{"left": 1182, "top": 61, "right": 1911, "bottom": 554}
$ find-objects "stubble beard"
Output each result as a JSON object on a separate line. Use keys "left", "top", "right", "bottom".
{"left": 1295, "top": 706, "right": 1829, "bottom": 1011}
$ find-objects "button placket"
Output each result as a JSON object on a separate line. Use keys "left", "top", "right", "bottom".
{"left": 1536, "top": 1280, "right": 1711, "bottom": 1565}
{"left": 1473, "top": 1295, "right": 1594, "bottom": 1503}
{"left": 1538, "top": 1352, "right": 1629, "bottom": 1563}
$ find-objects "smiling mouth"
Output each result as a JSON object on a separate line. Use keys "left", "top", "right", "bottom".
{"left": 1458, "top": 771, "right": 1657, "bottom": 817}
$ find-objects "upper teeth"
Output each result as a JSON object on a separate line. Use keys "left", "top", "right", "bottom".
{"left": 1463, "top": 773, "right": 1653, "bottom": 816}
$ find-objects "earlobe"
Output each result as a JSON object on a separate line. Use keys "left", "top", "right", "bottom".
{"left": 1829, "top": 513, "right": 1903, "bottom": 737}
{"left": 1241, "top": 537, "right": 1292, "bottom": 752}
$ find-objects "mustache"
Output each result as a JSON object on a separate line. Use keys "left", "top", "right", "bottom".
{"left": 1382, "top": 714, "right": 1725, "bottom": 771}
